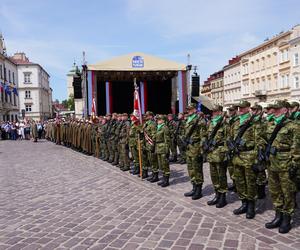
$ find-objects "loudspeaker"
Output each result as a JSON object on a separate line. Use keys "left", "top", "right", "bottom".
{"left": 73, "top": 76, "right": 82, "bottom": 99}
{"left": 191, "top": 76, "right": 199, "bottom": 96}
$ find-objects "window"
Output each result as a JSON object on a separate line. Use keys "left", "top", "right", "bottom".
{"left": 281, "top": 75, "right": 285, "bottom": 88}
{"left": 286, "top": 74, "right": 289, "bottom": 87}
{"left": 295, "top": 76, "right": 299, "bottom": 89}
{"left": 25, "top": 90, "right": 31, "bottom": 98}
{"left": 8, "top": 70, "right": 11, "bottom": 82}
{"left": 294, "top": 53, "right": 299, "bottom": 66}
{"left": 25, "top": 105, "right": 32, "bottom": 112}
{"left": 13, "top": 94, "right": 16, "bottom": 106}
{"left": 24, "top": 72, "right": 31, "bottom": 83}
{"left": 12, "top": 72, "right": 15, "bottom": 84}
{"left": 0, "top": 65, "right": 2, "bottom": 79}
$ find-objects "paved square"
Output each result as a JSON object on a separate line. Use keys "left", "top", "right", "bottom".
{"left": 0, "top": 140, "right": 299, "bottom": 250}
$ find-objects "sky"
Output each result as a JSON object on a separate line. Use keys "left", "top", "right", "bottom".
{"left": 0, "top": 0, "right": 299, "bottom": 101}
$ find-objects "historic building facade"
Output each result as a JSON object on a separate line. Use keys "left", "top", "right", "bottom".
{"left": 210, "top": 71, "right": 224, "bottom": 106}
{"left": 203, "top": 25, "right": 300, "bottom": 107}
{"left": 0, "top": 34, "right": 19, "bottom": 122}
{"left": 223, "top": 56, "right": 241, "bottom": 107}
{"left": 11, "top": 52, "right": 52, "bottom": 121}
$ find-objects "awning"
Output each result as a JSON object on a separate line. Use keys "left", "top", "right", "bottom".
{"left": 88, "top": 52, "right": 186, "bottom": 71}
{"left": 192, "top": 95, "right": 215, "bottom": 110}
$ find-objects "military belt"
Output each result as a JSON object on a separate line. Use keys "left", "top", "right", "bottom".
{"left": 276, "top": 148, "right": 290, "bottom": 153}
{"left": 239, "top": 146, "right": 254, "bottom": 152}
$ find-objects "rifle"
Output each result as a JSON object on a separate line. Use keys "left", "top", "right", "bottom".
{"left": 227, "top": 112, "right": 257, "bottom": 160}
{"left": 182, "top": 115, "right": 201, "bottom": 148}
{"left": 202, "top": 114, "right": 225, "bottom": 162}
{"left": 264, "top": 116, "right": 287, "bottom": 161}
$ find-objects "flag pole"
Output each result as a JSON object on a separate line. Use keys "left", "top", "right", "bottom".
{"left": 134, "top": 78, "right": 143, "bottom": 178}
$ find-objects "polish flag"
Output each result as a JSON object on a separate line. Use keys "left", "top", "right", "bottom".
{"left": 91, "top": 97, "right": 96, "bottom": 117}
{"left": 133, "top": 87, "right": 142, "bottom": 124}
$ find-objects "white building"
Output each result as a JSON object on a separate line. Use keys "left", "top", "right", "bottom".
{"left": 290, "top": 28, "right": 300, "bottom": 99}
{"left": 0, "top": 34, "right": 19, "bottom": 122}
{"left": 11, "top": 52, "right": 52, "bottom": 121}
{"left": 223, "top": 56, "right": 241, "bottom": 107}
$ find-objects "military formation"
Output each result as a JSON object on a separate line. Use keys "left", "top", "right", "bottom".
{"left": 43, "top": 99, "right": 300, "bottom": 234}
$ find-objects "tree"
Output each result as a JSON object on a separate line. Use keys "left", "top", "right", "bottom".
{"left": 61, "top": 94, "right": 74, "bottom": 111}
{"left": 67, "top": 94, "right": 75, "bottom": 111}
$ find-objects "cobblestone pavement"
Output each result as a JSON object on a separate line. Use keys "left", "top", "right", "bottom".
{"left": 0, "top": 140, "right": 299, "bottom": 250}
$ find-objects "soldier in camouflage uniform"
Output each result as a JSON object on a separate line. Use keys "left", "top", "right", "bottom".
{"left": 119, "top": 113, "right": 131, "bottom": 171}
{"left": 250, "top": 104, "right": 268, "bottom": 199}
{"left": 143, "top": 111, "right": 159, "bottom": 181}
{"left": 112, "top": 115, "right": 123, "bottom": 166}
{"left": 231, "top": 100, "right": 258, "bottom": 219}
{"left": 101, "top": 116, "right": 109, "bottom": 160}
{"left": 183, "top": 103, "right": 207, "bottom": 200}
{"left": 107, "top": 114, "right": 116, "bottom": 163}
{"left": 176, "top": 113, "right": 186, "bottom": 164}
{"left": 289, "top": 101, "right": 300, "bottom": 202}
{"left": 155, "top": 115, "right": 171, "bottom": 187}
{"left": 264, "top": 100, "right": 300, "bottom": 234}
{"left": 225, "top": 105, "right": 239, "bottom": 191}
{"left": 167, "top": 114, "right": 178, "bottom": 162}
{"left": 204, "top": 105, "right": 228, "bottom": 208}
{"left": 129, "top": 115, "right": 140, "bottom": 175}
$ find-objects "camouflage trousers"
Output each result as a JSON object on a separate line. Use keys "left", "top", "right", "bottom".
{"left": 268, "top": 170, "right": 296, "bottom": 215}
{"left": 144, "top": 150, "right": 158, "bottom": 173}
{"left": 234, "top": 163, "right": 257, "bottom": 201}
{"left": 119, "top": 143, "right": 130, "bottom": 169}
{"left": 157, "top": 153, "right": 170, "bottom": 176}
{"left": 95, "top": 137, "right": 100, "bottom": 158}
{"left": 169, "top": 137, "right": 177, "bottom": 159}
{"left": 102, "top": 140, "right": 109, "bottom": 159}
{"left": 256, "top": 170, "right": 267, "bottom": 186}
{"left": 227, "top": 162, "right": 235, "bottom": 181}
{"left": 130, "top": 145, "right": 139, "bottom": 171}
{"left": 177, "top": 136, "right": 186, "bottom": 161}
{"left": 186, "top": 154, "right": 203, "bottom": 185}
{"left": 108, "top": 139, "right": 115, "bottom": 162}
{"left": 113, "top": 139, "right": 119, "bottom": 163}
{"left": 209, "top": 162, "right": 228, "bottom": 193}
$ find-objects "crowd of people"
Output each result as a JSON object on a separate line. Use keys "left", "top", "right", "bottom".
{"left": 0, "top": 120, "right": 44, "bottom": 140}
{"left": 2, "top": 99, "right": 300, "bottom": 234}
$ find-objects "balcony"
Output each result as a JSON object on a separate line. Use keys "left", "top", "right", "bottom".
{"left": 254, "top": 90, "right": 267, "bottom": 97}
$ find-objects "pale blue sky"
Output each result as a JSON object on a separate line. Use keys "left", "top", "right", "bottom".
{"left": 0, "top": 0, "right": 299, "bottom": 100}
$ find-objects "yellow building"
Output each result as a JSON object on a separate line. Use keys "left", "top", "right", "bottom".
{"left": 240, "top": 25, "right": 300, "bottom": 104}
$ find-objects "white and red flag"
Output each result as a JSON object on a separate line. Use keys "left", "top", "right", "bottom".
{"left": 91, "top": 97, "right": 96, "bottom": 118}
{"left": 133, "top": 86, "right": 142, "bottom": 124}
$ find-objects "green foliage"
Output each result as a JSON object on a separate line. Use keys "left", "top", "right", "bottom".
{"left": 62, "top": 94, "right": 75, "bottom": 111}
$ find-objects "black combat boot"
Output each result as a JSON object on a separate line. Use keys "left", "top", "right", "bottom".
{"left": 146, "top": 172, "right": 153, "bottom": 181}
{"left": 157, "top": 176, "right": 165, "bottom": 186}
{"left": 257, "top": 185, "right": 266, "bottom": 199}
{"left": 233, "top": 200, "right": 248, "bottom": 215}
{"left": 207, "top": 192, "right": 220, "bottom": 206}
{"left": 216, "top": 193, "right": 227, "bottom": 208}
{"left": 180, "top": 159, "right": 186, "bottom": 164}
{"left": 192, "top": 185, "right": 202, "bottom": 200}
{"left": 279, "top": 214, "right": 292, "bottom": 234}
{"left": 265, "top": 211, "right": 282, "bottom": 229}
{"left": 150, "top": 172, "right": 159, "bottom": 183}
{"left": 142, "top": 170, "right": 148, "bottom": 179}
{"left": 184, "top": 184, "right": 196, "bottom": 197}
{"left": 228, "top": 181, "right": 236, "bottom": 192}
{"left": 161, "top": 176, "right": 170, "bottom": 187}
{"left": 246, "top": 200, "right": 256, "bottom": 219}
{"left": 132, "top": 167, "right": 140, "bottom": 175}
{"left": 122, "top": 166, "right": 130, "bottom": 171}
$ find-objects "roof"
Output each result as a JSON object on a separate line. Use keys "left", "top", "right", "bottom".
{"left": 11, "top": 59, "right": 50, "bottom": 77}
{"left": 88, "top": 52, "right": 186, "bottom": 71}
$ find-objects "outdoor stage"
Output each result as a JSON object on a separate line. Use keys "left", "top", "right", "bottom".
{"left": 86, "top": 52, "right": 189, "bottom": 115}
